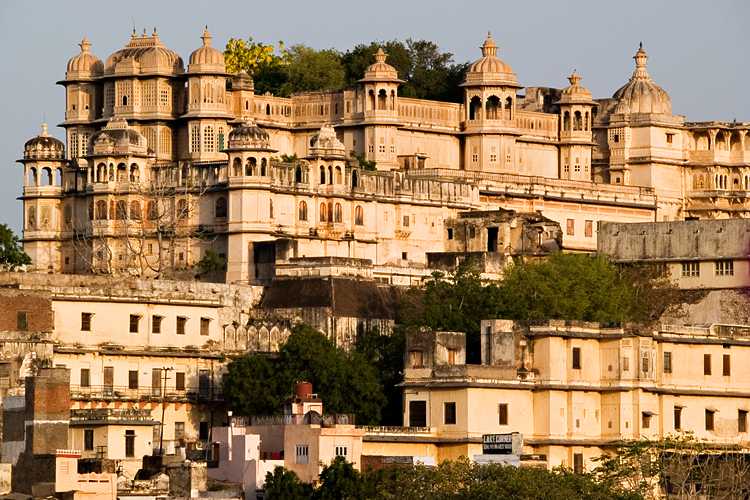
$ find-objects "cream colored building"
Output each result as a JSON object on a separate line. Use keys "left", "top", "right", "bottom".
{"left": 19, "top": 29, "right": 749, "bottom": 281}
{"left": 363, "top": 321, "right": 750, "bottom": 473}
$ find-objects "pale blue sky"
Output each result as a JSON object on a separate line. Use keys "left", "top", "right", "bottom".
{"left": 1, "top": 0, "right": 747, "bottom": 231}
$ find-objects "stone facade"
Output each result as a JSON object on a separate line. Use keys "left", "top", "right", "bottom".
{"left": 18, "top": 30, "right": 748, "bottom": 281}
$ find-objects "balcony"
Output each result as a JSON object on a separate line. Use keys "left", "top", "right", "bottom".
{"left": 69, "top": 408, "right": 156, "bottom": 426}
{"left": 70, "top": 384, "right": 223, "bottom": 403}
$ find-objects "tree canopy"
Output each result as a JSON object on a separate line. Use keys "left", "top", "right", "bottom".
{"left": 224, "top": 37, "right": 468, "bottom": 101}
{"left": 400, "top": 254, "right": 679, "bottom": 362}
{"left": 222, "top": 324, "right": 385, "bottom": 424}
{"left": 0, "top": 224, "right": 31, "bottom": 271}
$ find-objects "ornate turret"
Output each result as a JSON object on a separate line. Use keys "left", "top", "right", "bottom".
{"left": 557, "top": 71, "right": 596, "bottom": 181}
{"left": 612, "top": 43, "right": 672, "bottom": 115}
{"left": 65, "top": 37, "right": 103, "bottom": 80}
{"left": 462, "top": 32, "right": 520, "bottom": 88}
{"left": 188, "top": 26, "right": 226, "bottom": 74}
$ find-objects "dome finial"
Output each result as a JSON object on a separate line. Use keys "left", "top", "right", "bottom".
{"left": 79, "top": 36, "right": 91, "bottom": 53}
{"left": 40, "top": 123, "right": 49, "bottom": 137}
{"left": 374, "top": 47, "right": 387, "bottom": 63}
{"left": 480, "top": 32, "right": 497, "bottom": 57}
{"left": 568, "top": 69, "right": 581, "bottom": 86}
{"left": 633, "top": 42, "right": 649, "bottom": 79}
{"left": 201, "top": 26, "right": 212, "bottom": 47}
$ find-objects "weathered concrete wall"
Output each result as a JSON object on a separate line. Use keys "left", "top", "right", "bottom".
{"left": 25, "top": 367, "right": 70, "bottom": 455}
{"left": 661, "top": 289, "right": 750, "bottom": 326}
{"left": 598, "top": 219, "right": 750, "bottom": 261}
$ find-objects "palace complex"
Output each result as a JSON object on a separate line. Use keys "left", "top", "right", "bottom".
{"left": 17, "top": 29, "right": 750, "bottom": 282}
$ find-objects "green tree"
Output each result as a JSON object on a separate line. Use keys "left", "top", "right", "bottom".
{"left": 224, "top": 37, "right": 289, "bottom": 95}
{"left": 355, "top": 326, "right": 405, "bottom": 425}
{"left": 222, "top": 324, "right": 385, "bottom": 424}
{"left": 280, "top": 45, "right": 345, "bottom": 95}
{"left": 263, "top": 466, "right": 310, "bottom": 500}
{"left": 0, "top": 224, "right": 31, "bottom": 271}
{"left": 314, "top": 457, "right": 363, "bottom": 500}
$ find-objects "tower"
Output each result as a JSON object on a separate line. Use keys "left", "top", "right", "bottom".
{"left": 461, "top": 33, "right": 522, "bottom": 172}
{"left": 186, "top": 27, "right": 231, "bottom": 163}
{"left": 358, "top": 48, "right": 403, "bottom": 170}
{"left": 556, "top": 71, "right": 596, "bottom": 181}
{"left": 17, "top": 124, "right": 67, "bottom": 272}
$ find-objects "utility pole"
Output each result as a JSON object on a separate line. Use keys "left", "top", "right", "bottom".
{"left": 158, "top": 366, "right": 174, "bottom": 456}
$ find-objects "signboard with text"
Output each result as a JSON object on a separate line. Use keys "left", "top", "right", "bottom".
{"left": 482, "top": 432, "right": 522, "bottom": 455}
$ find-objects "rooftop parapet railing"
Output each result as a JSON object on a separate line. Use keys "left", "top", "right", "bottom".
{"left": 70, "top": 407, "right": 154, "bottom": 423}
{"left": 660, "top": 323, "right": 750, "bottom": 339}
{"left": 249, "top": 413, "right": 356, "bottom": 427}
{"left": 359, "top": 425, "right": 433, "bottom": 435}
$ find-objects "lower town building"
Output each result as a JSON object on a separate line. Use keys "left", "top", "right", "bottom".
{"left": 361, "top": 320, "right": 750, "bottom": 473}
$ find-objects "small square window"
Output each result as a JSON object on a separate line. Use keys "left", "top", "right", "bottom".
{"left": 401, "top": 252, "right": 408, "bottom": 260}
{"left": 642, "top": 412, "right": 651, "bottom": 429}
{"left": 81, "top": 312, "right": 93, "bottom": 332}
{"left": 129, "top": 314, "right": 140, "bottom": 334}
{"left": 152, "top": 316, "right": 163, "bottom": 334}
{"left": 402, "top": 215, "right": 410, "bottom": 227}
{"left": 16, "top": 311, "right": 28, "bottom": 331}
{"left": 176, "top": 317, "right": 187, "bottom": 335}
{"left": 444, "top": 402, "right": 457, "bottom": 425}
{"left": 666, "top": 133, "right": 674, "bottom": 144}
{"left": 715, "top": 260, "right": 734, "bottom": 276}
{"left": 681, "top": 262, "right": 700, "bottom": 277}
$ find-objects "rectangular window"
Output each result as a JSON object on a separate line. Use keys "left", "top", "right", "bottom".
{"left": 176, "top": 316, "right": 187, "bottom": 335}
{"left": 84, "top": 429, "right": 94, "bottom": 451}
{"left": 499, "top": 403, "right": 508, "bottom": 425}
{"left": 409, "top": 400, "right": 427, "bottom": 427}
{"left": 174, "top": 421, "right": 185, "bottom": 441}
{"left": 80, "top": 368, "right": 90, "bottom": 388}
{"left": 715, "top": 260, "right": 734, "bottom": 276}
{"left": 175, "top": 372, "right": 185, "bottom": 391}
{"left": 402, "top": 215, "right": 410, "bottom": 227}
{"left": 199, "top": 370, "right": 210, "bottom": 398}
{"left": 666, "top": 133, "right": 674, "bottom": 144}
{"left": 295, "top": 444, "right": 309, "bottom": 464}
{"left": 408, "top": 350, "right": 424, "bottom": 368}
{"left": 103, "top": 366, "right": 114, "bottom": 395}
{"left": 740, "top": 410, "right": 748, "bottom": 433}
{"left": 81, "top": 312, "right": 92, "bottom": 332}
{"left": 681, "top": 262, "right": 700, "bottom": 277}
{"left": 584, "top": 220, "right": 593, "bottom": 238}
{"left": 199, "top": 421, "right": 209, "bottom": 440}
{"left": 125, "top": 430, "right": 135, "bottom": 457}
{"left": 573, "top": 453, "right": 584, "bottom": 474}
{"left": 663, "top": 352, "right": 672, "bottom": 374}
{"left": 622, "top": 356, "right": 629, "bottom": 372}
{"left": 572, "top": 347, "right": 581, "bottom": 370}
{"left": 128, "top": 370, "right": 138, "bottom": 390}
{"left": 129, "top": 314, "right": 140, "bottom": 334}
{"left": 152, "top": 368, "right": 162, "bottom": 397}
{"left": 335, "top": 445, "right": 347, "bottom": 457}
{"left": 706, "top": 409, "right": 715, "bottom": 431}
{"left": 641, "top": 412, "right": 651, "bottom": 429}
{"left": 152, "top": 315, "right": 162, "bottom": 334}
{"left": 447, "top": 348, "right": 457, "bottom": 365}
{"left": 444, "top": 402, "right": 457, "bottom": 425}
{"left": 200, "top": 317, "right": 210, "bottom": 336}
{"left": 723, "top": 354, "right": 731, "bottom": 376}
{"left": 641, "top": 355, "right": 649, "bottom": 373}
{"left": 674, "top": 406, "right": 682, "bottom": 430}
{"left": 704, "top": 354, "right": 712, "bottom": 375}
{"left": 566, "top": 219, "right": 575, "bottom": 236}
{"left": 447, "top": 228, "right": 454, "bottom": 240}
{"left": 16, "top": 311, "right": 28, "bottom": 331}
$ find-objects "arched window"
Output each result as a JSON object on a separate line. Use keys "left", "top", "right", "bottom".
{"left": 245, "top": 158, "right": 254, "bottom": 176}
{"left": 505, "top": 97, "right": 513, "bottom": 120}
{"left": 130, "top": 201, "right": 141, "bottom": 220}
{"left": 469, "top": 96, "right": 482, "bottom": 120}
{"left": 215, "top": 197, "right": 227, "bottom": 218}
{"left": 335, "top": 166, "right": 342, "bottom": 184}
{"left": 377, "top": 89, "right": 387, "bottom": 110}
{"left": 265, "top": 103, "right": 271, "bottom": 115}
{"left": 55, "top": 168, "right": 63, "bottom": 187}
{"left": 233, "top": 158, "right": 242, "bottom": 177}
{"left": 351, "top": 170, "right": 359, "bottom": 189}
{"left": 295, "top": 166, "right": 303, "bottom": 183}
{"left": 328, "top": 166, "right": 333, "bottom": 185}
{"left": 108, "top": 164, "right": 115, "bottom": 181}
{"left": 116, "top": 200, "right": 127, "bottom": 220}
{"left": 334, "top": 203, "right": 343, "bottom": 223}
{"left": 269, "top": 199, "right": 273, "bottom": 219}
{"left": 319, "top": 203, "right": 327, "bottom": 222}
{"left": 88, "top": 201, "right": 94, "bottom": 220}
{"left": 129, "top": 164, "right": 139, "bottom": 182}
{"left": 368, "top": 90, "right": 375, "bottom": 111}
{"left": 117, "top": 163, "right": 127, "bottom": 182}
{"left": 355, "top": 205, "right": 364, "bottom": 226}
{"left": 584, "top": 111, "right": 590, "bottom": 131}
{"left": 390, "top": 90, "right": 396, "bottom": 110}
{"left": 147, "top": 201, "right": 158, "bottom": 221}
{"left": 298, "top": 201, "right": 308, "bottom": 221}
{"left": 573, "top": 111, "right": 583, "bottom": 131}
{"left": 41, "top": 168, "right": 52, "bottom": 186}
{"left": 96, "top": 163, "right": 105, "bottom": 182}
{"left": 122, "top": 95, "right": 128, "bottom": 106}
{"left": 28, "top": 167, "right": 37, "bottom": 186}
{"left": 96, "top": 200, "right": 107, "bottom": 220}
{"left": 485, "top": 96, "right": 500, "bottom": 120}
{"left": 320, "top": 166, "right": 326, "bottom": 185}
{"left": 260, "top": 158, "right": 267, "bottom": 176}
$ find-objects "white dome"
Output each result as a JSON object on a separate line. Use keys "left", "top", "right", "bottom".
{"left": 462, "top": 33, "right": 519, "bottom": 88}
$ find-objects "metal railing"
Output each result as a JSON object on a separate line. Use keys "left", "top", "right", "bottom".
{"left": 69, "top": 384, "right": 222, "bottom": 402}
{"left": 249, "top": 413, "right": 355, "bottom": 427}
{"left": 70, "top": 408, "right": 154, "bottom": 423}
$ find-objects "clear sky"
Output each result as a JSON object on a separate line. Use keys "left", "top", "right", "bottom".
{"left": 1, "top": 0, "right": 747, "bottom": 231}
